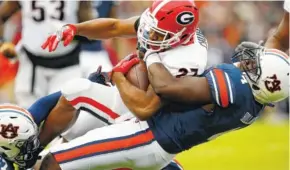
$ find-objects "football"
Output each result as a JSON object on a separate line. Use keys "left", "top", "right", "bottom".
{"left": 126, "top": 60, "right": 149, "bottom": 91}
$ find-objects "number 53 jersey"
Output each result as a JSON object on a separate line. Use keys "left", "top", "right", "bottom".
{"left": 19, "top": 1, "right": 80, "bottom": 57}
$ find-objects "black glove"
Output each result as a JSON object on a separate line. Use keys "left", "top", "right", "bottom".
{"left": 88, "top": 66, "right": 112, "bottom": 86}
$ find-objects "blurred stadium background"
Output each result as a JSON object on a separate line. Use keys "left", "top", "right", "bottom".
{"left": 0, "top": 1, "right": 288, "bottom": 170}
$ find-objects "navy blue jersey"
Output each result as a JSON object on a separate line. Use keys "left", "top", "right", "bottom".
{"left": 81, "top": 1, "right": 116, "bottom": 52}
{"left": 147, "top": 64, "right": 264, "bottom": 154}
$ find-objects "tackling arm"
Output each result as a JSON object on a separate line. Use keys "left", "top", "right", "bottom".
{"left": 264, "top": 12, "right": 289, "bottom": 51}
{"left": 37, "top": 96, "right": 77, "bottom": 147}
{"left": 28, "top": 92, "right": 77, "bottom": 147}
{"left": 148, "top": 63, "right": 212, "bottom": 104}
{"left": 112, "top": 72, "right": 161, "bottom": 120}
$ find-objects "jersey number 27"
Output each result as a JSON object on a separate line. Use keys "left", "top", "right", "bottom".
{"left": 31, "top": 0, "right": 65, "bottom": 22}
{"left": 176, "top": 68, "right": 198, "bottom": 78}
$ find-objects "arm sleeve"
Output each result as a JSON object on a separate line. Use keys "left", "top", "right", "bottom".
{"left": 28, "top": 91, "right": 61, "bottom": 125}
{"left": 205, "top": 68, "right": 236, "bottom": 108}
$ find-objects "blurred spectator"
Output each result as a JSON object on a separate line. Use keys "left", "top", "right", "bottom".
{"left": 198, "top": 1, "right": 284, "bottom": 66}
{"left": 0, "top": 1, "right": 95, "bottom": 108}
{"left": 0, "top": 10, "right": 21, "bottom": 103}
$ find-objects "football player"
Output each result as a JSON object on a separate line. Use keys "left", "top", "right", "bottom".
{"left": 41, "top": 0, "right": 208, "bottom": 143}
{"left": 0, "top": 47, "right": 288, "bottom": 169}
{"left": 42, "top": 1, "right": 206, "bottom": 169}
{"left": 0, "top": 104, "right": 39, "bottom": 170}
{"left": 41, "top": 2, "right": 207, "bottom": 169}
{"left": 0, "top": 1, "right": 95, "bottom": 108}
{"left": 40, "top": 49, "right": 289, "bottom": 170}
{"left": 35, "top": 47, "right": 289, "bottom": 169}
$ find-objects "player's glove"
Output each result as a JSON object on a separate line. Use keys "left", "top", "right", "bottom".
{"left": 235, "top": 41, "right": 264, "bottom": 52}
{"left": 88, "top": 66, "right": 112, "bottom": 86}
{"left": 41, "top": 24, "right": 77, "bottom": 52}
{"left": 112, "top": 52, "right": 140, "bottom": 75}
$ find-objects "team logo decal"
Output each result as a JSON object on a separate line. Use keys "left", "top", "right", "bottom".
{"left": 0, "top": 124, "right": 19, "bottom": 139}
{"left": 264, "top": 74, "right": 281, "bottom": 93}
{"left": 176, "top": 12, "right": 194, "bottom": 25}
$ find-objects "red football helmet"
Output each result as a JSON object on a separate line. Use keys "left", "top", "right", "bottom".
{"left": 137, "top": 0, "right": 199, "bottom": 52}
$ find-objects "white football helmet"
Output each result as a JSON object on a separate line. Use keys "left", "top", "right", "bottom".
{"left": 0, "top": 104, "right": 38, "bottom": 163}
{"left": 233, "top": 48, "right": 289, "bottom": 104}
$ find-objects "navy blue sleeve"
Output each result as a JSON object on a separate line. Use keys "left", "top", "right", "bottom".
{"left": 205, "top": 68, "right": 236, "bottom": 108}
{"left": 28, "top": 91, "right": 61, "bottom": 125}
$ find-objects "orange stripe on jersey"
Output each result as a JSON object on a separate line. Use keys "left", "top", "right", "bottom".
{"left": 213, "top": 69, "right": 229, "bottom": 108}
{"left": 265, "top": 49, "right": 289, "bottom": 59}
{"left": 0, "top": 104, "right": 33, "bottom": 120}
{"left": 173, "top": 159, "right": 184, "bottom": 169}
{"left": 54, "top": 130, "right": 154, "bottom": 163}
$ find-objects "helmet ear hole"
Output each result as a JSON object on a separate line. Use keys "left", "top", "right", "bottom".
{"left": 181, "top": 34, "right": 188, "bottom": 40}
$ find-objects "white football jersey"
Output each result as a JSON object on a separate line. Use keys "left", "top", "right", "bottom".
{"left": 144, "top": 32, "right": 208, "bottom": 77}
{"left": 284, "top": 0, "right": 289, "bottom": 13}
{"left": 19, "top": 1, "right": 80, "bottom": 57}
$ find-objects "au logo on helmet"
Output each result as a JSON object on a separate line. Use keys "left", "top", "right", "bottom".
{"left": 264, "top": 74, "right": 281, "bottom": 93}
{"left": 176, "top": 11, "right": 194, "bottom": 25}
{"left": 0, "top": 124, "right": 19, "bottom": 139}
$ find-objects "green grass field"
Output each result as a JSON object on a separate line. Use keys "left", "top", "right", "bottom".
{"left": 176, "top": 121, "right": 289, "bottom": 170}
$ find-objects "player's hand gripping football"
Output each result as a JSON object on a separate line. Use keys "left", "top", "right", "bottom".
{"left": 111, "top": 52, "right": 140, "bottom": 75}
{"left": 41, "top": 24, "right": 77, "bottom": 52}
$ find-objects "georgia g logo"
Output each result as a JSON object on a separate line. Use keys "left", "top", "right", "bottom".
{"left": 176, "top": 12, "right": 194, "bottom": 25}
{"left": 0, "top": 124, "right": 19, "bottom": 139}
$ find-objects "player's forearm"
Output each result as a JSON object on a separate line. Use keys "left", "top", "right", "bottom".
{"left": 148, "top": 63, "right": 211, "bottom": 104}
{"left": 75, "top": 18, "right": 136, "bottom": 40}
{"left": 264, "top": 13, "right": 289, "bottom": 52}
{"left": 112, "top": 72, "right": 160, "bottom": 120}
{"left": 38, "top": 96, "right": 77, "bottom": 147}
